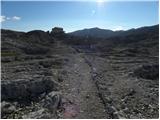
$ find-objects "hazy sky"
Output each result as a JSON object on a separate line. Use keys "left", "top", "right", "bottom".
{"left": 1, "top": 1, "right": 159, "bottom": 32}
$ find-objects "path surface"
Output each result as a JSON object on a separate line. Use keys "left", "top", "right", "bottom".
{"left": 57, "top": 49, "right": 159, "bottom": 119}
{"left": 59, "top": 53, "right": 108, "bottom": 119}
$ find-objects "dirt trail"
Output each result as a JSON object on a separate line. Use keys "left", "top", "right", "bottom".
{"left": 59, "top": 53, "right": 108, "bottom": 119}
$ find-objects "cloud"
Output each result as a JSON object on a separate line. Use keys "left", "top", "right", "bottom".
{"left": 113, "top": 26, "right": 124, "bottom": 31}
{"left": 12, "top": 16, "right": 21, "bottom": 20}
{"left": 0, "top": 16, "right": 6, "bottom": 22}
{"left": 0, "top": 16, "right": 21, "bottom": 22}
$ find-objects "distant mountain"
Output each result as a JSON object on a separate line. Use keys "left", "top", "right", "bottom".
{"left": 69, "top": 27, "right": 115, "bottom": 38}
{"left": 1, "top": 24, "right": 159, "bottom": 62}
{"left": 68, "top": 25, "right": 159, "bottom": 38}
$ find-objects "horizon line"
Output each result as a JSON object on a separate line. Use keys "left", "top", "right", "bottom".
{"left": 1, "top": 24, "right": 158, "bottom": 33}
{"left": 1, "top": 0, "right": 159, "bottom": 2}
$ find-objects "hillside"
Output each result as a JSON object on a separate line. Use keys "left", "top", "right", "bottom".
{"left": 1, "top": 25, "right": 159, "bottom": 119}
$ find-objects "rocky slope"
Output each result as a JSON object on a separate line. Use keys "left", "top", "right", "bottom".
{"left": 1, "top": 25, "right": 159, "bottom": 118}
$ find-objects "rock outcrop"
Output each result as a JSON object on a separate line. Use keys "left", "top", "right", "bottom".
{"left": 2, "top": 77, "right": 59, "bottom": 102}
{"left": 51, "top": 27, "right": 65, "bottom": 38}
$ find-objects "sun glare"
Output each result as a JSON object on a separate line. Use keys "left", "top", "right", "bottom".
{"left": 97, "top": 0, "right": 105, "bottom": 6}
{"left": 97, "top": 0, "right": 104, "bottom": 3}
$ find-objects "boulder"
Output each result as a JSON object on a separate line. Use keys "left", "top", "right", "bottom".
{"left": 40, "top": 91, "right": 61, "bottom": 110}
{"left": 1, "top": 77, "right": 59, "bottom": 102}
{"left": 1, "top": 101, "right": 17, "bottom": 118}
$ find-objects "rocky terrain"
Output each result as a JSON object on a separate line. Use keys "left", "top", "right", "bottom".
{"left": 1, "top": 25, "right": 159, "bottom": 119}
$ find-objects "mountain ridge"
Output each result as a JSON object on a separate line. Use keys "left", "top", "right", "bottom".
{"left": 68, "top": 24, "right": 159, "bottom": 38}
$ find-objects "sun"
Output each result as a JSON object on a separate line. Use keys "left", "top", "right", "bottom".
{"left": 97, "top": 0, "right": 105, "bottom": 6}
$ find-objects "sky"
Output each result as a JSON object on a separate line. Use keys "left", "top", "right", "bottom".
{"left": 1, "top": 1, "right": 159, "bottom": 32}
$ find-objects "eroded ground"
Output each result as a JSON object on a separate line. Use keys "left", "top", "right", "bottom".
{"left": 1, "top": 27, "right": 159, "bottom": 119}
